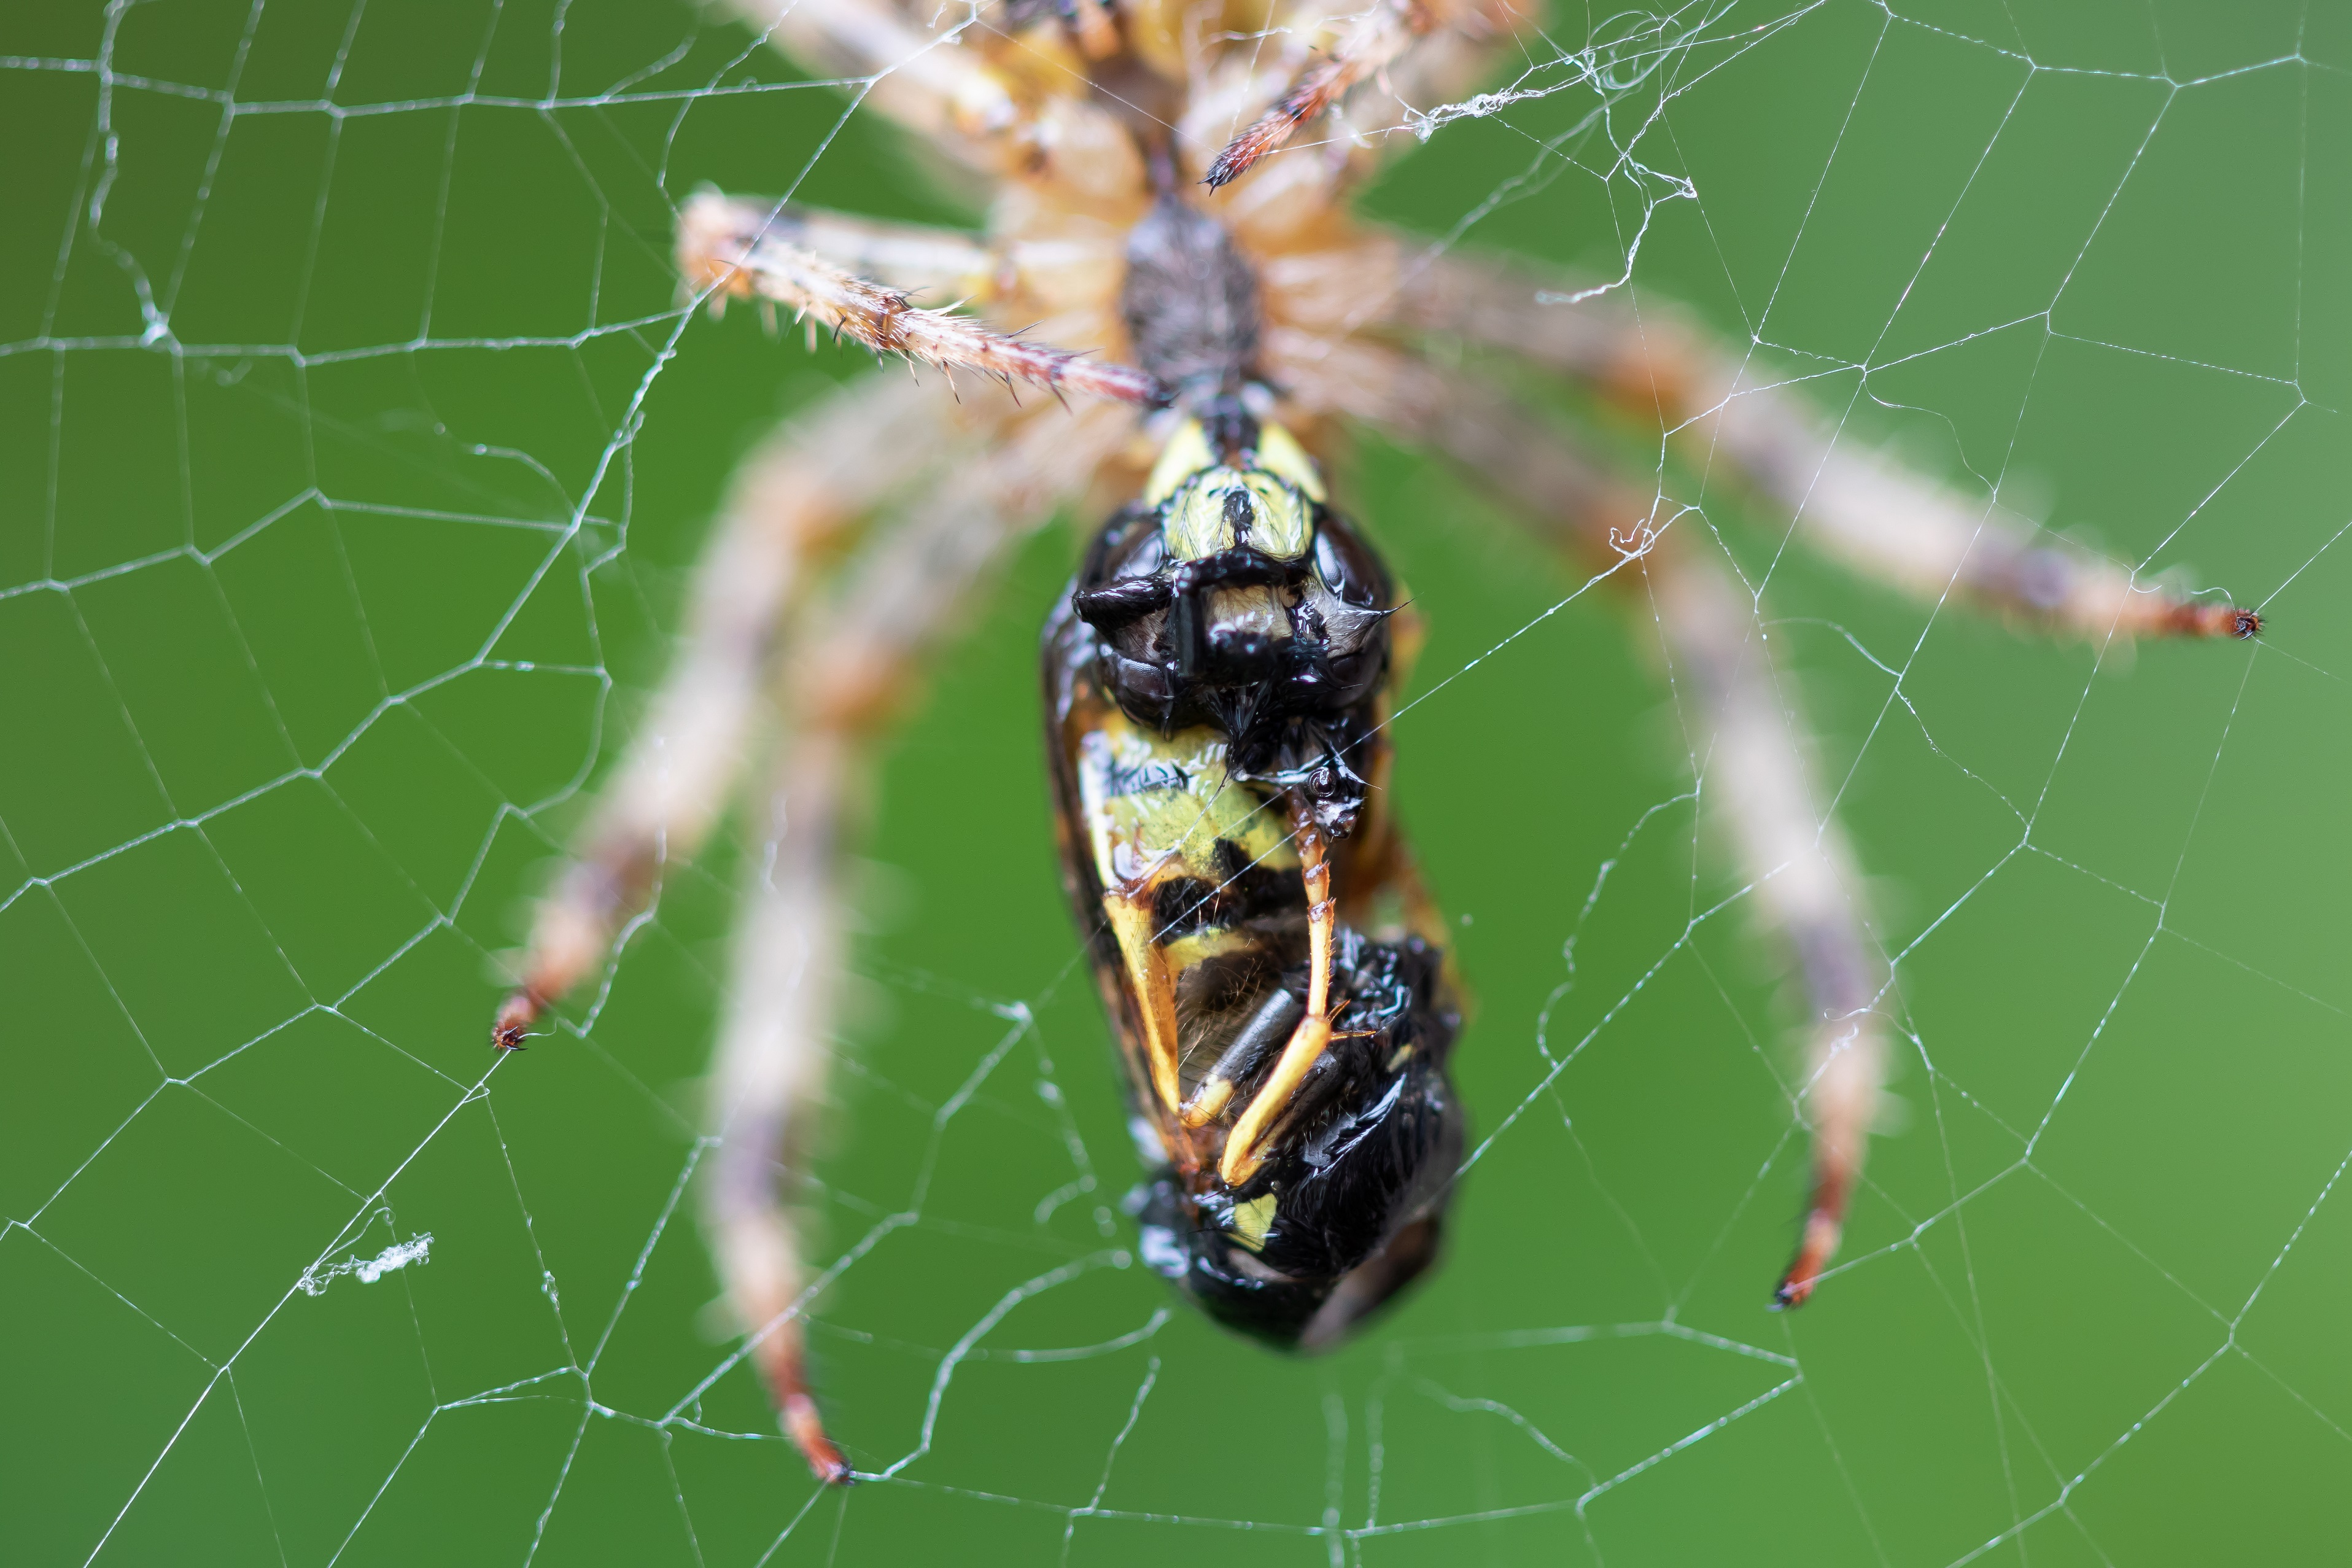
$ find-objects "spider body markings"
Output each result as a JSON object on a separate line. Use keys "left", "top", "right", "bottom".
{"left": 491, "top": 0, "right": 2263, "bottom": 1485}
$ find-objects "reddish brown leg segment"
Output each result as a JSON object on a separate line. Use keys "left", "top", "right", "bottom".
{"left": 1774, "top": 1168, "right": 1851, "bottom": 1310}
{"left": 763, "top": 1326, "right": 853, "bottom": 1485}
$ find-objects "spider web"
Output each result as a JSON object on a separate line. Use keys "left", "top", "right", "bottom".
{"left": 4, "top": 0, "right": 2348, "bottom": 1562}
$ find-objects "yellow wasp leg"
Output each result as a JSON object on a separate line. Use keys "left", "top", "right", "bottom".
{"left": 1179, "top": 968, "right": 1308, "bottom": 1128}
{"left": 1179, "top": 1076, "right": 1234, "bottom": 1128}
{"left": 1105, "top": 894, "right": 1185, "bottom": 1114}
{"left": 1219, "top": 797, "right": 1337, "bottom": 1187}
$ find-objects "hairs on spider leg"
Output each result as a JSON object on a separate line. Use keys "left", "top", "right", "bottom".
{"left": 678, "top": 192, "right": 1167, "bottom": 406}
{"left": 1203, "top": 0, "right": 1432, "bottom": 189}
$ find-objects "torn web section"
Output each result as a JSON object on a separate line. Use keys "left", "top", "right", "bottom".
{"left": 1, "top": 0, "right": 2349, "bottom": 1566}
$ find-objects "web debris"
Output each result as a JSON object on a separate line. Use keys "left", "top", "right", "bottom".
{"left": 297, "top": 1233, "right": 435, "bottom": 1296}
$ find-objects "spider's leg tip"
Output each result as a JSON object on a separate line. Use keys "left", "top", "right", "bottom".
{"left": 785, "top": 1392, "right": 853, "bottom": 1485}
{"left": 1770, "top": 1270, "right": 1815, "bottom": 1310}
{"left": 491, "top": 993, "right": 541, "bottom": 1052}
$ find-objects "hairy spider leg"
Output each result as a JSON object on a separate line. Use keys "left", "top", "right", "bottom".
{"left": 1199, "top": 0, "right": 1521, "bottom": 191}
{"left": 1203, "top": 0, "right": 1427, "bottom": 188}
{"left": 1217, "top": 792, "right": 1341, "bottom": 1187}
{"left": 493, "top": 375, "right": 977, "bottom": 1050}
{"left": 1643, "top": 539, "right": 1890, "bottom": 1310}
{"left": 708, "top": 397, "right": 1140, "bottom": 1483}
{"left": 710, "top": 723, "right": 859, "bottom": 1487}
{"left": 1328, "top": 336, "right": 1899, "bottom": 1306}
{"left": 1276, "top": 334, "right": 1649, "bottom": 549}
{"left": 719, "top": 201, "right": 1120, "bottom": 320}
{"left": 715, "top": 0, "right": 1158, "bottom": 203}
{"left": 1390, "top": 252, "right": 2265, "bottom": 644}
{"left": 718, "top": 0, "right": 1033, "bottom": 168}
{"left": 680, "top": 193, "right": 1166, "bottom": 408}
{"left": 506, "top": 181, "right": 1163, "bottom": 1477}
{"left": 1338, "top": 261, "right": 2261, "bottom": 1296}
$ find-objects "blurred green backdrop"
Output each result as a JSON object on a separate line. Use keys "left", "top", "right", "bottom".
{"left": 4, "top": 1, "right": 2348, "bottom": 1563}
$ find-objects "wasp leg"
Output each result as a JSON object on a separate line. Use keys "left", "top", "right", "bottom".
{"left": 1219, "top": 795, "right": 1338, "bottom": 1187}
{"left": 1103, "top": 894, "right": 1187, "bottom": 1116}
{"left": 1181, "top": 984, "right": 1304, "bottom": 1128}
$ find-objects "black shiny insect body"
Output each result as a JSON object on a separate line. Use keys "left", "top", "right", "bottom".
{"left": 1129, "top": 927, "right": 1463, "bottom": 1346}
{"left": 1069, "top": 487, "right": 1392, "bottom": 838}
{"left": 1042, "top": 192, "right": 1467, "bottom": 1348}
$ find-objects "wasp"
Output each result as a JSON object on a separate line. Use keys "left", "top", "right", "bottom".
{"left": 1042, "top": 195, "right": 1467, "bottom": 1346}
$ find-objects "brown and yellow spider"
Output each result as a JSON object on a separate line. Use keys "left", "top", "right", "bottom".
{"left": 484, "top": 0, "right": 2260, "bottom": 1485}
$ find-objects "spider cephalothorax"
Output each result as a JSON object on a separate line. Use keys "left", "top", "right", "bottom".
{"left": 492, "top": 0, "right": 2264, "bottom": 1486}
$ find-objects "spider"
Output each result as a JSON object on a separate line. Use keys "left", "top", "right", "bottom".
{"left": 487, "top": 0, "right": 2261, "bottom": 1485}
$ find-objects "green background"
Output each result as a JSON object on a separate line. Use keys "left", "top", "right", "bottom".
{"left": 5, "top": 1, "right": 2349, "bottom": 1562}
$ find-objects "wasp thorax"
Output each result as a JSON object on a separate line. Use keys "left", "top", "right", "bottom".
{"left": 1071, "top": 414, "right": 1394, "bottom": 829}
{"left": 1151, "top": 415, "right": 1321, "bottom": 562}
